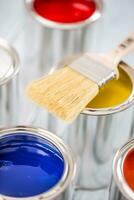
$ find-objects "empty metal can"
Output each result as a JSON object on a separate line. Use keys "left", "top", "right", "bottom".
{"left": 0, "top": 38, "right": 20, "bottom": 126}
{"left": 109, "top": 138, "right": 134, "bottom": 200}
{"left": 0, "top": 125, "right": 76, "bottom": 200}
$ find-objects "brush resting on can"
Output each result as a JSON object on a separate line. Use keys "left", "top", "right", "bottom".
{"left": 27, "top": 33, "right": 134, "bottom": 122}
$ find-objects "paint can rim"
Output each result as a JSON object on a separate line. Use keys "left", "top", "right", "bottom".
{"left": 0, "top": 38, "right": 20, "bottom": 86}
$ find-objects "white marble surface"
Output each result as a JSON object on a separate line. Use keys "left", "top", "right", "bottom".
{"left": 0, "top": 0, "right": 134, "bottom": 199}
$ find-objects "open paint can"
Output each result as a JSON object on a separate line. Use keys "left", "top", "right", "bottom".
{"left": 30, "top": 55, "right": 134, "bottom": 190}
{"left": 49, "top": 57, "right": 134, "bottom": 190}
{"left": 24, "top": 0, "right": 103, "bottom": 72}
{"left": 0, "top": 38, "right": 20, "bottom": 126}
{"left": 109, "top": 138, "right": 134, "bottom": 200}
{"left": 24, "top": 0, "right": 103, "bottom": 126}
{"left": 0, "top": 126, "right": 76, "bottom": 200}
{"left": 65, "top": 61, "right": 134, "bottom": 190}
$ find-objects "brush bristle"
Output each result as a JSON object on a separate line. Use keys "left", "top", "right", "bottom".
{"left": 26, "top": 67, "right": 99, "bottom": 122}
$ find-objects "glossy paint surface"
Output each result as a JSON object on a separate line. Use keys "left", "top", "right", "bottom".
{"left": 123, "top": 148, "right": 134, "bottom": 191}
{"left": 0, "top": 133, "right": 64, "bottom": 197}
{"left": 87, "top": 68, "right": 132, "bottom": 109}
{"left": 33, "top": 0, "right": 96, "bottom": 23}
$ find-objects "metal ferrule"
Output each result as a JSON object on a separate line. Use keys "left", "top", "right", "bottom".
{"left": 69, "top": 54, "right": 117, "bottom": 87}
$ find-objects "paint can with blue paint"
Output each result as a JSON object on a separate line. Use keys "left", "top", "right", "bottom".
{"left": 0, "top": 126, "right": 76, "bottom": 200}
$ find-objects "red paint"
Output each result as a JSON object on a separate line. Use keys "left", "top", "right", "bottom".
{"left": 123, "top": 149, "right": 134, "bottom": 190}
{"left": 33, "top": 0, "right": 96, "bottom": 23}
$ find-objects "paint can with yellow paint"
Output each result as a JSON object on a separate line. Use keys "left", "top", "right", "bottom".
{"left": 58, "top": 60, "right": 134, "bottom": 191}
{"left": 29, "top": 58, "right": 134, "bottom": 191}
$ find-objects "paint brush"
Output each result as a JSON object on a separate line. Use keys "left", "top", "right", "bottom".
{"left": 27, "top": 33, "right": 134, "bottom": 122}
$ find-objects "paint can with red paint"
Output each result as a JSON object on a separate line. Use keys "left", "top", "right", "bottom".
{"left": 24, "top": 0, "right": 103, "bottom": 74}
{"left": 109, "top": 138, "right": 134, "bottom": 200}
{"left": 24, "top": 0, "right": 103, "bottom": 130}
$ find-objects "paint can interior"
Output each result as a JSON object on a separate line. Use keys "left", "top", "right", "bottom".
{"left": 86, "top": 64, "right": 133, "bottom": 112}
{"left": 109, "top": 138, "right": 134, "bottom": 200}
{"left": 0, "top": 126, "right": 75, "bottom": 200}
{"left": 0, "top": 38, "right": 19, "bottom": 126}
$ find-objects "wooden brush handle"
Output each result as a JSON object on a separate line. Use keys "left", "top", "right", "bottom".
{"left": 106, "top": 32, "right": 134, "bottom": 66}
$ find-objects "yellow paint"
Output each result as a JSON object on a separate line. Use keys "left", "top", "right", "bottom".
{"left": 87, "top": 67, "right": 133, "bottom": 109}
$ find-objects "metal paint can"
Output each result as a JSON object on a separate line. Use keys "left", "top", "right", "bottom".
{"left": 48, "top": 57, "right": 134, "bottom": 190}
{"left": 0, "top": 126, "right": 76, "bottom": 200}
{"left": 23, "top": 0, "right": 103, "bottom": 126}
{"left": 63, "top": 61, "right": 134, "bottom": 190}
{"left": 24, "top": 0, "right": 103, "bottom": 73}
{"left": 29, "top": 56, "right": 134, "bottom": 190}
{"left": 109, "top": 138, "right": 134, "bottom": 200}
{"left": 0, "top": 38, "right": 20, "bottom": 126}
{"left": 69, "top": 62, "right": 134, "bottom": 191}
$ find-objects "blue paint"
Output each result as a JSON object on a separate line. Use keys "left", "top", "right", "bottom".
{"left": 0, "top": 133, "right": 65, "bottom": 197}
